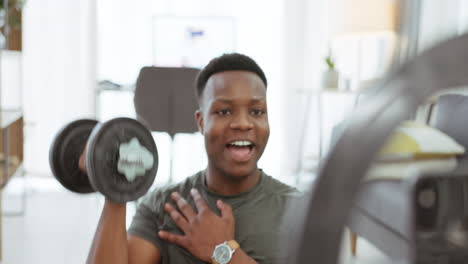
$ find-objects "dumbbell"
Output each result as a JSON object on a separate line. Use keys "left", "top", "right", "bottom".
{"left": 49, "top": 118, "right": 159, "bottom": 203}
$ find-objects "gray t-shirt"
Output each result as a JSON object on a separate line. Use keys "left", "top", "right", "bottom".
{"left": 128, "top": 170, "right": 300, "bottom": 264}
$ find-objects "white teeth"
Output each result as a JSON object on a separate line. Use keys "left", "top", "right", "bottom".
{"left": 229, "top": 140, "right": 252, "bottom": 147}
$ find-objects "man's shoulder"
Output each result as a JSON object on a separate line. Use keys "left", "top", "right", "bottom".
{"left": 261, "top": 172, "right": 302, "bottom": 198}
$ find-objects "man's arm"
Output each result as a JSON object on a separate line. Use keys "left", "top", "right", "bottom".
{"left": 80, "top": 145, "right": 161, "bottom": 264}
{"left": 229, "top": 249, "right": 257, "bottom": 264}
{"left": 128, "top": 234, "right": 161, "bottom": 263}
{"left": 86, "top": 200, "right": 161, "bottom": 264}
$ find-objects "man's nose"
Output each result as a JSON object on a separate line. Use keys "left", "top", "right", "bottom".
{"left": 230, "top": 112, "right": 254, "bottom": 130}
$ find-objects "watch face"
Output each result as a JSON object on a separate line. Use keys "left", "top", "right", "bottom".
{"left": 214, "top": 244, "right": 232, "bottom": 263}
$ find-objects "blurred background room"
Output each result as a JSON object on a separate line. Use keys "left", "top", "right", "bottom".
{"left": 2, "top": 0, "right": 468, "bottom": 263}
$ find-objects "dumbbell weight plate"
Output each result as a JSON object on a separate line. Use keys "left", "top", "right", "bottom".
{"left": 86, "top": 117, "right": 158, "bottom": 203}
{"left": 49, "top": 119, "right": 98, "bottom": 193}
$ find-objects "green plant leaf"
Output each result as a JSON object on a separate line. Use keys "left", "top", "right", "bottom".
{"left": 325, "top": 56, "right": 335, "bottom": 70}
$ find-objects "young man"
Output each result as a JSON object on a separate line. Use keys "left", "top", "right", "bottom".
{"left": 86, "top": 53, "right": 299, "bottom": 264}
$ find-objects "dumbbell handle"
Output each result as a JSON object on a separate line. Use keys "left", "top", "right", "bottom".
{"left": 79, "top": 147, "right": 88, "bottom": 174}
{"left": 78, "top": 138, "right": 152, "bottom": 177}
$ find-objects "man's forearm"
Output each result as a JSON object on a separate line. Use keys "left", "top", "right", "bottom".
{"left": 87, "top": 200, "right": 128, "bottom": 264}
{"left": 230, "top": 248, "right": 257, "bottom": 264}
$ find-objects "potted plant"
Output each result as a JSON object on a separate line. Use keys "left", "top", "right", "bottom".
{"left": 321, "top": 53, "right": 339, "bottom": 90}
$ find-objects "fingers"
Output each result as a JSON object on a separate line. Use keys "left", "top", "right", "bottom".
{"left": 158, "top": 230, "right": 187, "bottom": 247}
{"left": 190, "top": 188, "right": 209, "bottom": 213}
{"left": 78, "top": 146, "right": 87, "bottom": 173}
{"left": 217, "top": 200, "right": 233, "bottom": 220}
{"left": 171, "top": 192, "right": 196, "bottom": 221}
{"left": 164, "top": 202, "right": 190, "bottom": 232}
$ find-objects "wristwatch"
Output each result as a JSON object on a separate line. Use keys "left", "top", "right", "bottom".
{"left": 211, "top": 240, "right": 240, "bottom": 264}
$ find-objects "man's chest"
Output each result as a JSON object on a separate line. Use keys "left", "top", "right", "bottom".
{"left": 159, "top": 194, "right": 288, "bottom": 263}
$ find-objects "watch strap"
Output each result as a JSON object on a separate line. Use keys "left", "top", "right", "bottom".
{"left": 227, "top": 240, "right": 240, "bottom": 250}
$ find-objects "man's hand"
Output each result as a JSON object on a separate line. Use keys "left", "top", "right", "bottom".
{"left": 158, "top": 188, "right": 235, "bottom": 262}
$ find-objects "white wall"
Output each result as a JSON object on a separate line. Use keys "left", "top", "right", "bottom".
{"left": 416, "top": 0, "right": 468, "bottom": 54}
{"left": 22, "top": 0, "right": 96, "bottom": 174}
{"left": 281, "top": 0, "right": 329, "bottom": 183}
{"left": 1, "top": 51, "right": 22, "bottom": 109}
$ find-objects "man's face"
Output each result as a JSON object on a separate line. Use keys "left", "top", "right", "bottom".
{"left": 195, "top": 70, "right": 269, "bottom": 179}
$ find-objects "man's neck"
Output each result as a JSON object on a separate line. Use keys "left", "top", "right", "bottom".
{"left": 205, "top": 166, "right": 261, "bottom": 196}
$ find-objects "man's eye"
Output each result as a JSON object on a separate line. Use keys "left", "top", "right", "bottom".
{"left": 217, "top": 109, "right": 231, "bottom": 115}
{"left": 251, "top": 109, "right": 265, "bottom": 116}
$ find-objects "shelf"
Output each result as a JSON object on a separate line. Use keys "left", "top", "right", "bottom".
{"left": 0, "top": 116, "right": 24, "bottom": 190}
{"left": 0, "top": 6, "right": 23, "bottom": 259}
{"left": 296, "top": 89, "right": 361, "bottom": 95}
{"left": 319, "top": 89, "right": 360, "bottom": 94}
{"left": 0, "top": 157, "right": 22, "bottom": 189}
{"left": 0, "top": 110, "right": 22, "bottom": 129}
{"left": 0, "top": 50, "right": 21, "bottom": 56}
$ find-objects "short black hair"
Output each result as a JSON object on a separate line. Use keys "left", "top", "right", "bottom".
{"left": 195, "top": 53, "right": 267, "bottom": 101}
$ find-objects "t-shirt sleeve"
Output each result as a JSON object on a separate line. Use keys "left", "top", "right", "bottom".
{"left": 128, "top": 202, "right": 165, "bottom": 251}
{"left": 128, "top": 190, "right": 169, "bottom": 253}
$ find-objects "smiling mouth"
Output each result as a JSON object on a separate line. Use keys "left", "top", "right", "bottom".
{"left": 226, "top": 140, "right": 255, "bottom": 149}
{"left": 225, "top": 141, "right": 255, "bottom": 162}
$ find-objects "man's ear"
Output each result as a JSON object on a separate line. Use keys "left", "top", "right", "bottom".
{"left": 195, "top": 110, "right": 204, "bottom": 134}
